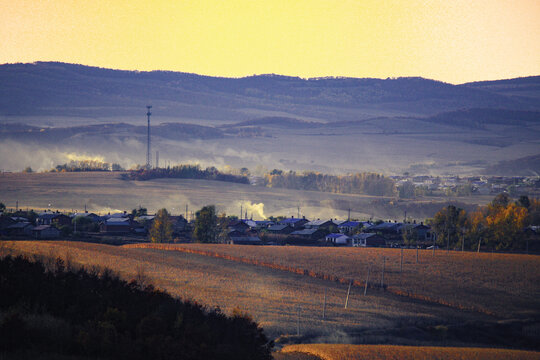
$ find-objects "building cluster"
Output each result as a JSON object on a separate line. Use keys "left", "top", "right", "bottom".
{"left": 0, "top": 210, "right": 188, "bottom": 240}
{"left": 0, "top": 209, "right": 435, "bottom": 248}
{"left": 393, "top": 175, "right": 539, "bottom": 196}
{"left": 225, "top": 216, "right": 433, "bottom": 247}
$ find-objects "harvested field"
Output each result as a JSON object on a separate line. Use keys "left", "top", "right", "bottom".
{"left": 124, "top": 243, "right": 540, "bottom": 318}
{"left": 280, "top": 344, "right": 540, "bottom": 360}
{"left": 2, "top": 241, "right": 499, "bottom": 345}
{"left": 0, "top": 171, "right": 490, "bottom": 220}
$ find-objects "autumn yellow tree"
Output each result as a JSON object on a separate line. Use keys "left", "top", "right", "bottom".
{"left": 485, "top": 202, "right": 528, "bottom": 250}
{"left": 149, "top": 208, "right": 173, "bottom": 243}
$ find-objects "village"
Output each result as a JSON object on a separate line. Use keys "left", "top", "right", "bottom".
{"left": 0, "top": 204, "right": 435, "bottom": 248}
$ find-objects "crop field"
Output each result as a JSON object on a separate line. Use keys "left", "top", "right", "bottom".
{"left": 2, "top": 240, "right": 502, "bottom": 346}
{"left": 0, "top": 172, "right": 491, "bottom": 220}
{"left": 125, "top": 243, "right": 540, "bottom": 319}
{"left": 279, "top": 344, "right": 540, "bottom": 360}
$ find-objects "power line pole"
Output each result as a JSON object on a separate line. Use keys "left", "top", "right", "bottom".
{"left": 146, "top": 105, "right": 152, "bottom": 170}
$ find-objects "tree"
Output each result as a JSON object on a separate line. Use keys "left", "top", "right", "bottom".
{"left": 491, "top": 193, "right": 510, "bottom": 207}
{"left": 485, "top": 203, "right": 528, "bottom": 250}
{"left": 431, "top": 205, "right": 467, "bottom": 249}
{"left": 398, "top": 181, "right": 416, "bottom": 199}
{"left": 193, "top": 205, "right": 218, "bottom": 243}
{"left": 149, "top": 208, "right": 173, "bottom": 243}
{"left": 516, "top": 195, "right": 530, "bottom": 209}
{"left": 22, "top": 166, "right": 33, "bottom": 173}
{"left": 0, "top": 202, "right": 5, "bottom": 212}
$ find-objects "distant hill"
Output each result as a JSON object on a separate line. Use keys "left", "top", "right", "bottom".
{"left": 1, "top": 62, "right": 538, "bottom": 120}
{"left": 461, "top": 76, "right": 540, "bottom": 102}
{"left": 421, "top": 108, "right": 540, "bottom": 129}
{"left": 482, "top": 154, "right": 540, "bottom": 176}
{"left": 0, "top": 122, "right": 224, "bottom": 143}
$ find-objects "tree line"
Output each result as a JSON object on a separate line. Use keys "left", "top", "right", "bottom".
{"left": 0, "top": 254, "right": 272, "bottom": 359}
{"left": 52, "top": 160, "right": 124, "bottom": 172}
{"left": 127, "top": 164, "right": 250, "bottom": 184}
{"left": 429, "top": 194, "right": 539, "bottom": 251}
{"left": 264, "top": 170, "right": 396, "bottom": 196}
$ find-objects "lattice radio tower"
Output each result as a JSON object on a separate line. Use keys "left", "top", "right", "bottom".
{"left": 146, "top": 105, "right": 152, "bottom": 169}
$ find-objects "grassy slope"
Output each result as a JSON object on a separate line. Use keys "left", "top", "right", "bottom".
{"left": 280, "top": 344, "right": 540, "bottom": 360}
{"left": 126, "top": 243, "right": 540, "bottom": 319}
{"left": 3, "top": 241, "right": 498, "bottom": 345}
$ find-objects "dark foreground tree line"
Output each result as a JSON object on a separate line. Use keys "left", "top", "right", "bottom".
{"left": 0, "top": 255, "right": 272, "bottom": 360}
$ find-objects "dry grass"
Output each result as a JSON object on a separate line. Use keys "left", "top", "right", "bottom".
{"left": 125, "top": 243, "right": 540, "bottom": 318}
{"left": 2, "top": 241, "right": 494, "bottom": 342}
{"left": 280, "top": 344, "right": 540, "bottom": 360}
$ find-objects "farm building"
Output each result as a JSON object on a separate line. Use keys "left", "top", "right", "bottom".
{"left": 228, "top": 234, "right": 262, "bottom": 245}
{"left": 351, "top": 233, "right": 386, "bottom": 247}
{"left": 32, "top": 225, "right": 60, "bottom": 239}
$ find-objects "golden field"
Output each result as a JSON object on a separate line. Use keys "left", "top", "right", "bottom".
{"left": 1, "top": 240, "right": 499, "bottom": 344}
{"left": 125, "top": 243, "right": 540, "bottom": 319}
{"left": 280, "top": 344, "right": 540, "bottom": 360}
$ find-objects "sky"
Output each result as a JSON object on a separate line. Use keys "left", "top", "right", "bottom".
{"left": 1, "top": 0, "right": 539, "bottom": 84}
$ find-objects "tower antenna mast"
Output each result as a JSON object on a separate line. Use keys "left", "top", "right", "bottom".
{"left": 146, "top": 105, "right": 152, "bottom": 169}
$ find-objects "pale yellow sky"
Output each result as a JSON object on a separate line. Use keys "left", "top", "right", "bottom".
{"left": 1, "top": 0, "right": 539, "bottom": 84}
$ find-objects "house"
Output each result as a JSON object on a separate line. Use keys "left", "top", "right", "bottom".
{"left": 0, "top": 216, "right": 16, "bottom": 234}
{"left": 170, "top": 215, "right": 188, "bottom": 234}
{"left": 254, "top": 220, "right": 275, "bottom": 230}
{"left": 100, "top": 218, "right": 132, "bottom": 233}
{"left": 338, "top": 221, "right": 362, "bottom": 234}
{"left": 228, "top": 219, "right": 250, "bottom": 233}
{"left": 267, "top": 224, "right": 294, "bottom": 235}
{"left": 37, "top": 213, "right": 71, "bottom": 227}
{"left": 278, "top": 216, "right": 309, "bottom": 229}
{"left": 228, "top": 229, "right": 262, "bottom": 245}
{"left": 325, "top": 233, "right": 350, "bottom": 246}
{"left": 305, "top": 219, "right": 334, "bottom": 230}
{"left": 351, "top": 233, "right": 386, "bottom": 247}
{"left": 364, "top": 222, "right": 401, "bottom": 238}
{"left": 32, "top": 225, "right": 60, "bottom": 239}
{"left": 288, "top": 228, "right": 326, "bottom": 243}
{"left": 6, "top": 222, "right": 33, "bottom": 237}
{"left": 71, "top": 212, "right": 100, "bottom": 222}
{"left": 398, "top": 223, "right": 432, "bottom": 242}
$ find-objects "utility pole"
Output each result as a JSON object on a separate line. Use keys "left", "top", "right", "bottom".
{"left": 146, "top": 105, "right": 152, "bottom": 170}
{"left": 344, "top": 280, "right": 352, "bottom": 309}
{"left": 364, "top": 266, "right": 371, "bottom": 296}
{"left": 380, "top": 257, "right": 386, "bottom": 289}
{"left": 155, "top": 150, "right": 159, "bottom": 169}
{"left": 322, "top": 288, "right": 327, "bottom": 320}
